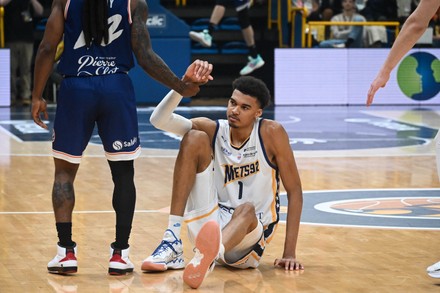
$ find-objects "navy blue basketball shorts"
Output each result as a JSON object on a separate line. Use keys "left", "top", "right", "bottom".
{"left": 52, "top": 73, "right": 141, "bottom": 164}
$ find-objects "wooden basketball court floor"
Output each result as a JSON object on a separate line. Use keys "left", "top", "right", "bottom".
{"left": 0, "top": 104, "right": 440, "bottom": 292}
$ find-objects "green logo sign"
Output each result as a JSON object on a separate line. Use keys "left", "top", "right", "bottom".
{"left": 397, "top": 52, "right": 440, "bottom": 101}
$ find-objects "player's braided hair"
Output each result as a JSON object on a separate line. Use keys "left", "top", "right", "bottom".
{"left": 82, "top": 0, "right": 109, "bottom": 47}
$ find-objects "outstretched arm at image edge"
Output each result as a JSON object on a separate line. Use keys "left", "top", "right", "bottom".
{"left": 366, "top": 0, "right": 439, "bottom": 105}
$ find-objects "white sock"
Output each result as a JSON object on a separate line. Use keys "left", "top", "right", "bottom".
{"left": 218, "top": 244, "right": 225, "bottom": 261}
{"left": 165, "top": 215, "right": 183, "bottom": 240}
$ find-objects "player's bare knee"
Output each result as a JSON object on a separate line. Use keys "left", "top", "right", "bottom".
{"left": 234, "top": 202, "right": 256, "bottom": 221}
{"left": 54, "top": 168, "right": 76, "bottom": 183}
{"left": 181, "top": 130, "right": 210, "bottom": 153}
{"left": 180, "top": 130, "right": 212, "bottom": 172}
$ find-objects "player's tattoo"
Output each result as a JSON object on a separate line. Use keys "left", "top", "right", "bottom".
{"left": 52, "top": 181, "right": 74, "bottom": 208}
{"left": 131, "top": 0, "right": 182, "bottom": 92}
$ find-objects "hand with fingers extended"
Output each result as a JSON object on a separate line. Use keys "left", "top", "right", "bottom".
{"left": 31, "top": 97, "right": 49, "bottom": 129}
{"left": 366, "top": 70, "right": 390, "bottom": 106}
{"left": 274, "top": 256, "right": 304, "bottom": 271}
{"left": 182, "top": 59, "right": 214, "bottom": 85}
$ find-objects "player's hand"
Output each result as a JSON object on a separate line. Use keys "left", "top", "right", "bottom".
{"left": 183, "top": 59, "right": 213, "bottom": 85}
{"left": 31, "top": 97, "right": 49, "bottom": 129}
{"left": 366, "top": 71, "right": 390, "bottom": 106}
{"left": 274, "top": 256, "right": 304, "bottom": 271}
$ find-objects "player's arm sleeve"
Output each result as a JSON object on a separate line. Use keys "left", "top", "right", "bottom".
{"left": 150, "top": 90, "right": 193, "bottom": 136}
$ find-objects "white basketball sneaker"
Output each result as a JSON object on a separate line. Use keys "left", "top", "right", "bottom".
{"left": 108, "top": 244, "right": 134, "bottom": 275}
{"left": 427, "top": 260, "right": 440, "bottom": 278}
{"left": 141, "top": 229, "right": 185, "bottom": 272}
{"left": 240, "top": 54, "right": 265, "bottom": 75}
{"left": 47, "top": 243, "right": 78, "bottom": 274}
{"left": 189, "top": 29, "right": 212, "bottom": 47}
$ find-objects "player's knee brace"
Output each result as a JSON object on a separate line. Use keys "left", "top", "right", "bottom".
{"left": 237, "top": 8, "right": 251, "bottom": 29}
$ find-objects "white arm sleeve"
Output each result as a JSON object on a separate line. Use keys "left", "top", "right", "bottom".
{"left": 150, "top": 90, "right": 193, "bottom": 137}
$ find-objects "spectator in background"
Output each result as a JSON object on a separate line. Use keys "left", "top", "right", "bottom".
{"left": 361, "top": 0, "right": 398, "bottom": 21}
{"left": 321, "top": 0, "right": 343, "bottom": 37}
{"left": 296, "top": 0, "right": 322, "bottom": 46}
{"left": 319, "top": 0, "right": 365, "bottom": 48}
{"left": 3, "top": 0, "right": 43, "bottom": 107}
{"left": 296, "top": 0, "right": 321, "bottom": 21}
{"left": 431, "top": 6, "right": 440, "bottom": 47}
{"left": 320, "top": 0, "right": 343, "bottom": 20}
{"left": 359, "top": 0, "right": 397, "bottom": 47}
{"left": 189, "top": 0, "right": 265, "bottom": 76}
{"left": 397, "top": 0, "right": 412, "bottom": 23}
{"left": 411, "top": 0, "right": 420, "bottom": 13}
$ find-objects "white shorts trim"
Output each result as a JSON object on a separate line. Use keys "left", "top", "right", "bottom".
{"left": 53, "top": 149, "right": 82, "bottom": 164}
{"left": 105, "top": 146, "right": 141, "bottom": 161}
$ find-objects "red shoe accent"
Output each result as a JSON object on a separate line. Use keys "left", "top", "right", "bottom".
{"left": 60, "top": 250, "right": 77, "bottom": 262}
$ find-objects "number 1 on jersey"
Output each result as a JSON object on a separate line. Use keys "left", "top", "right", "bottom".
{"left": 238, "top": 181, "right": 243, "bottom": 200}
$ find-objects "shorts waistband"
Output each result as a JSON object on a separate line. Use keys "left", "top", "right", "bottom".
{"left": 219, "top": 204, "right": 235, "bottom": 214}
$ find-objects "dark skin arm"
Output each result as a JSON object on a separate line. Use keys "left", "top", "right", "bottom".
{"left": 130, "top": 0, "right": 199, "bottom": 97}
{"left": 31, "top": 0, "right": 65, "bottom": 129}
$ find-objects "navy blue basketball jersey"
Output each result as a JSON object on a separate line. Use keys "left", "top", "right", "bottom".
{"left": 58, "top": 0, "right": 134, "bottom": 76}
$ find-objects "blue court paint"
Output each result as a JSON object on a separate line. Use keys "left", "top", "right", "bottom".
{"left": 0, "top": 105, "right": 438, "bottom": 151}
{"left": 279, "top": 188, "right": 440, "bottom": 229}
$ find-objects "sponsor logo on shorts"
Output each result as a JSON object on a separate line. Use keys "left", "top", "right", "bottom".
{"left": 112, "top": 137, "right": 138, "bottom": 150}
{"left": 113, "top": 140, "right": 123, "bottom": 150}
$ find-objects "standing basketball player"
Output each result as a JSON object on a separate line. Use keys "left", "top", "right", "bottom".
{"left": 31, "top": 0, "right": 208, "bottom": 275}
{"left": 366, "top": 0, "right": 440, "bottom": 279}
{"left": 142, "top": 60, "right": 304, "bottom": 289}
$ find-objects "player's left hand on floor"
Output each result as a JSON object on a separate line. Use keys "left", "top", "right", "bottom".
{"left": 274, "top": 257, "right": 304, "bottom": 271}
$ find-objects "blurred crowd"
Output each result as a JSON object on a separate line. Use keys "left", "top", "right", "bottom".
{"left": 294, "top": 0, "right": 440, "bottom": 48}
{"left": 0, "top": 0, "right": 439, "bottom": 106}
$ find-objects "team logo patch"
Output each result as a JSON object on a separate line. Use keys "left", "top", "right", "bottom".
{"left": 279, "top": 189, "right": 440, "bottom": 229}
{"left": 112, "top": 137, "right": 138, "bottom": 150}
{"left": 112, "top": 140, "right": 123, "bottom": 150}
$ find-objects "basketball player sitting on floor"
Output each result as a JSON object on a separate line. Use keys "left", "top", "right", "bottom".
{"left": 141, "top": 60, "right": 304, "bottom": 289}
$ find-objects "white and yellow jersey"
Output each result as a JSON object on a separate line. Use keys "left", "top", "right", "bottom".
{"left": 213, "top": 118, "right": 280, "bottom": 229}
